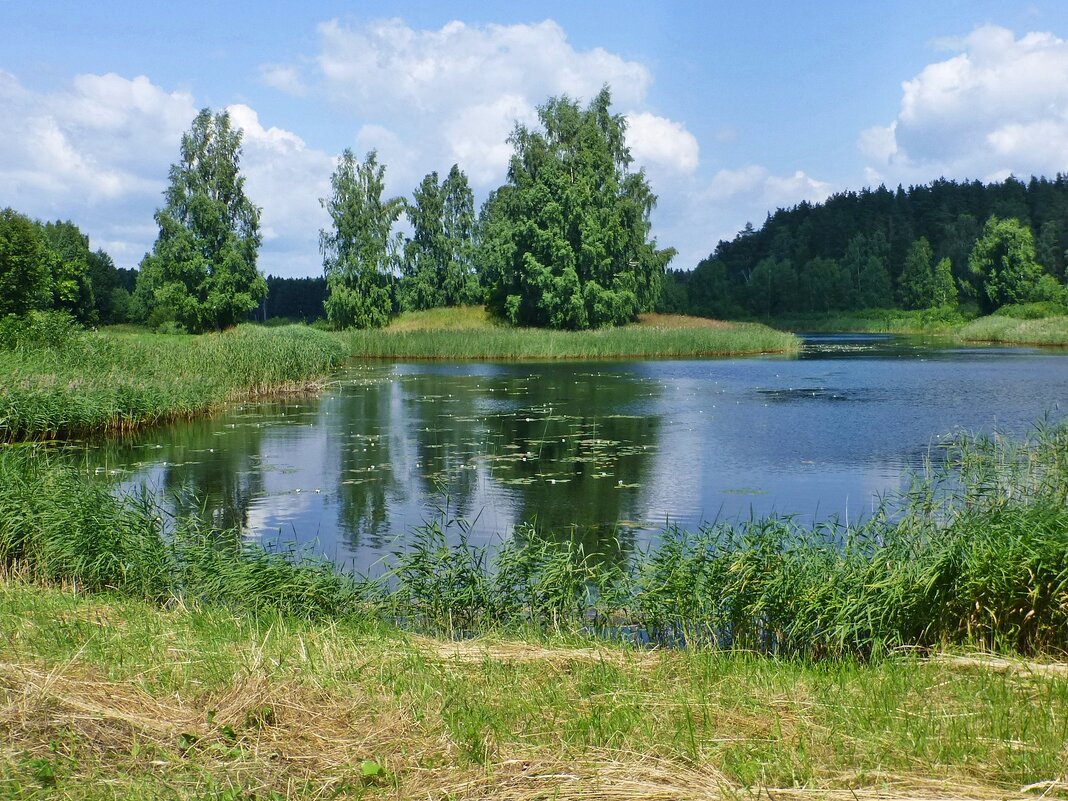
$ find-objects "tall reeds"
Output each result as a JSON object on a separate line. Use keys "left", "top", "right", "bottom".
{"left": 0, "top": 314, "right": 348, "bottom": 441}
{"left": 2, "top": 424, "right": 1066, "bottom": 657}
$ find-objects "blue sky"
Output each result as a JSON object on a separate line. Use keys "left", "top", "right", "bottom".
{"left": 3, "top": 1, "right": 1068, "bottom": 276}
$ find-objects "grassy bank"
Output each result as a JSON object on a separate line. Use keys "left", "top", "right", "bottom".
{"left": 0, "top": 314, "right": 348, "bottom": 441}
{"left": 759, "top": 305, "right": 1068, "bottom": 346}
{"left": 958, "top": 314, "right": 1068, "bottom": 346}
{"left": 760, "top": 308, "right": 967, "bottom": 335}
{"left": 348, "top": 307, "right": 799, "bottom": 360}
{"left": 2, "top": 580, "right": 1067, "bottom": 800}
{"left": 2, "top": 423, "right": 1066, "bottom": 656}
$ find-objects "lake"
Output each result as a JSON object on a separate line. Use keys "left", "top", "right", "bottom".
{"left": 84, "top": 334, "right": 1068, "bottom": 573}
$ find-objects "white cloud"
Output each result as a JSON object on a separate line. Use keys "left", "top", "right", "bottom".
{"left": 862, "top": 25, "right": 1068, "bottom": 182}
{"left": 315, "top": 18, "right": 652, "bottom": 115}
{"left": 625, "top": 112, "right": 699, "bottom": 174}
{"left": 0, "top": 70, "right": 196, "bottom": 267}
{"left": 260, "top": 64, "right": 307, "bottom": 96}
{"left": 0, "top": 70, "right": 335, "bottom": 277}
{"left": 225, "top": 104, "right": 335, "bottom": 273}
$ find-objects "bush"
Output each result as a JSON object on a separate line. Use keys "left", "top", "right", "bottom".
{"left": 0, "top": 310, "right": 83, "bottom": 351}
{"left": 994, "top": 301, "right": 1068, "bottom": 319}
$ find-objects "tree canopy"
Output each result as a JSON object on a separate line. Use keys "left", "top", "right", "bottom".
{"left": 320, "top": 149, "right": 403, "bottom": 329}
{"left": 400, "top": 165, "right": 480, "bottom": 311}
{"left": 480, "top": 87, "right": 674, "bottom": 329}
{"left": 667, "top": 175, "right": 1068, "bottom": 318}
{"left": 136, "top": 108, "right": 265, "bottom": 332}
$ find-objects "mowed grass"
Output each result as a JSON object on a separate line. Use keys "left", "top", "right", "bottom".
{"left": 0, "top": 318, "right": 347, "bottom": 441}
{"left": 348, "top": 306, "right": 799, "bottom": 360}
{"left": 1, "top": 580, "right": 1066, "bottom": 800}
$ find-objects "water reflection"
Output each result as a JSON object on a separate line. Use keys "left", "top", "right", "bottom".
{"left": 79, "top": 335, "right": 1068, "bottom": 573}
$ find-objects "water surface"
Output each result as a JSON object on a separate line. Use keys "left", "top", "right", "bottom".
{"left": 84, "top": 334, "right": 1068, "bottom": 572}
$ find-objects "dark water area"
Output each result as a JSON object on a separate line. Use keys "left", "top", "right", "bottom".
{"left": 81, "top": 334, "right": 1068, "bottom": 573}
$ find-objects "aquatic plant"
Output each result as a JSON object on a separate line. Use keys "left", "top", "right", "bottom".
{"left": 1, "top": 424, "right": 1066, "bottom": 656}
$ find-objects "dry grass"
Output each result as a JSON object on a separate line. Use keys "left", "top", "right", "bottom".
{"left": 2, "top": 582, "right": 1067, "bottom": 800}
{"left": 635, "top": 313, "right": 735, "bottom": 330}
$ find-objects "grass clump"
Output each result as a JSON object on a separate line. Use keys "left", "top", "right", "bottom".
{"left": 763, "top": 306, "right": 969, "bottom": 334}
{"left": 958, "top": 313, "right": 1068, "bottom": 346}
{"left": 0, "top": 313, "right": 348, "bottom": 441}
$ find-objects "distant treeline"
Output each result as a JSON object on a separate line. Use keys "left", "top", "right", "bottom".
{"left": 660, "top": 176, "right": 1068, "bottom": 318}
{"left": 0, "top": 210, "right": 136, "bottom": 325}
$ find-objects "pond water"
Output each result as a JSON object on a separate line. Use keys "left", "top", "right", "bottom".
{"left": 83, "top": 334, "right": 1068, "bottom": 573}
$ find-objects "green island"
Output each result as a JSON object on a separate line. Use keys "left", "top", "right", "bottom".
{"left": 2, "top": 60, "right": 1068, "bottom": 801}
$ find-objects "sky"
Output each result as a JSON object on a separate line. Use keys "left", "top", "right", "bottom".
{"left": 3, "top": 0, "right": 1068, "bottom": 277}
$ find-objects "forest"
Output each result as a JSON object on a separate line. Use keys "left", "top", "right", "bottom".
{"left": 659, "top": 176, "right": 1068, "bottom": 319}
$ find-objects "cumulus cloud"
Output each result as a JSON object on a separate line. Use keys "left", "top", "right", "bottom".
{"left": 259, "top": 64, "right": 307, "bottom": 96}
{"left": 225, "top": 104, "right": 335, "bottom": 274}
{"left": 0, "top": 70, "right": 195, "bottom": 267}
{"left": 861, "top": 25, "right": 1068, "bottom": 183}
{"left": 0, "top": 70, "right": 335, "bottom": 276}
{"left": 625, "top": 112, "right": 699, "bottom": 174}
{"left": 265, "top": 17, "right": 698, "bottom": 193}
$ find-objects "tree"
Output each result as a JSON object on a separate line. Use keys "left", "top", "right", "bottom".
{"left": 137, "top": 108, "right": 264, "bottom": 332}
{"left": 932, "top": 257, "right": 958, "bottom": 308}
{"left": 482, "top": 87, "right": 674, "bottom": 329}
{"left": 321, "top": 149, "right": 403, "bottom": 329}
{"left": 440, "top": 165, "right": 480, "bottom": 305}
{"left": 40, "top": 220, "right": 96, "bottom": 323}
{"left": 0, "top": 208, "right": 52, "bottom": 317}
{"left": 897, "top": 237, "right": 935, "bottom": 310}
{"left": 968, "top": 216, "right": 1045, "bottom": 312}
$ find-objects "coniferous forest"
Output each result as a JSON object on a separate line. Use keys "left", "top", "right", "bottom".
{"left": 659, "top": 176, "right": 1068, "bottom": 319}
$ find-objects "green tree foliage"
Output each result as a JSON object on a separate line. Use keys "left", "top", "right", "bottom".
{"left": 40, "top": 221, "right": 96, "bottom": 323}
{"left": 0, "top": 208, "right": 52, "bottom": 317}
{"left": 968, "top": 216, "right": 1046, "bottom": 313}
{"left": 842, "top": 232, "right": 892, "bottom": 309}
{"left": 262, "top": 276, "right": 328, "bottom": 322}
{"left": 482, "top": 87, "right": 674, "bottom": 329}
{"left": 748, "top": 256, "right": 797, "bottom": 316}
{"left": 932, "top": 257, "right": 958, "bottom": 308}
{"left": 321, "top": 149, "right": 403, "bottom": 329}
{"left": 670, "top": 175, "right": 1068, "bottom": 318}
{"left": 137, "top": 108, "right": 265, "bottom": 332}
{"left": 400, "top": 165, "right": 479, "bottom": 311}
{"left": 897, "top": 237, "right": 936, "bottom": 310}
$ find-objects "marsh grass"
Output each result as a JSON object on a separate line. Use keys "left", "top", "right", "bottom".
{"left": 346, "top": 319, "right": 798, "bottom": 360}
{"left": 2, "top": 423, "right": 1067, "bottom": 657}
{"left": 0, "top": 315, "right": 348, "bottom": 441}
{"left": 958, "top": 314, "right": 1068, "bottom": 346}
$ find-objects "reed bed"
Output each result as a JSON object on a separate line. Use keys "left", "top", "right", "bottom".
{"left": 0, "top": 313, "right": 348, "bottom": 441}
{"left": 345, "top": 320, "right": 798, "bottom": 360}
{"left": 1, "top": 423, "right": 1066, "bottom": 657}
{"left": 958, "top": 314, "right": 1068, "bottom": 346}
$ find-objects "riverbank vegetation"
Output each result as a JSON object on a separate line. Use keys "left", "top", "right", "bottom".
{"left": 2, "top": 423, "right": 1065, "bottom": 654}
{"left": 1, "top": 424, "right": 1067, "bottom": 797}
{"left": 347, "top": 307, "right": 797, "bottom": 360}
{"left": 0, "top": 314, "right": 346, "bottom": 441}
{"left": 2, "top": 579, "right": 1066, "bottom": 801}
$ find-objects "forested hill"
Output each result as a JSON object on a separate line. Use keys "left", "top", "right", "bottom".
{"left": 660, "top": 176, "right": 1068, "bottom": 318}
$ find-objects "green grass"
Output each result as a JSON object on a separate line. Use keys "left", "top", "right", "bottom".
{"left": 1, "top": 578, "right": 1066, "bottom": 800}
{"left": 958, "top": 314, "right": 1068, "bottom": 346}
{"left": 0, "top": 314, "right": 348, "bottom": 441}
{"left": 761, "top": 307, "right": 970, "bottom": 335}
{"left": 2, "top": 423, "right": 1066, "bottom": 656}
{"left": 760, "top": 306, "right": 1068, "bottom": 347}
{"left": 347, "top": 308, "right": 799, "bottom": 360}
